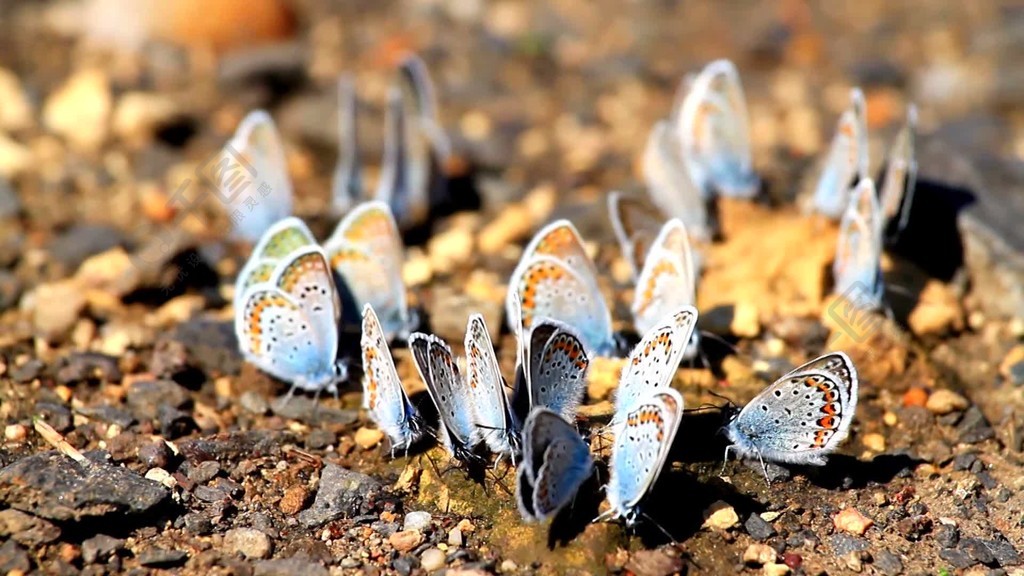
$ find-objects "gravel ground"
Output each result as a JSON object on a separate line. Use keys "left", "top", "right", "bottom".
{"left": 1, "top": 1, "right": 1024, "bottom": 575}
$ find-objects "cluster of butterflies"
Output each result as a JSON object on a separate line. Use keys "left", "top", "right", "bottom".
{"left": 219, "top": 54, "right": 450, "bottom": 244}
{"left": 361, "top": 217, "right": 860, "bottom": 526}
{"left": 226, "top": 56, "right": 881, "bottom": 528}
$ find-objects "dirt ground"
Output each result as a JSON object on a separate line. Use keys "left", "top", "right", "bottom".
{"left": 1, "top": 1, "right": 1024, "bottom": 575}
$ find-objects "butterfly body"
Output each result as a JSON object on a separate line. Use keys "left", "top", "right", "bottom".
{"left": 410, "top": 332, "right": 483, "bottom": 464}
{"left": 464, "top": 314, "right": 521, "bottom": 460}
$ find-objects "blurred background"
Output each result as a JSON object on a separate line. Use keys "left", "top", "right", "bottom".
{"left": 1, "top": 0, "right": 1022, "bottom": 236}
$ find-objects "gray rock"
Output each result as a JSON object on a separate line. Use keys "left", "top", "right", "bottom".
{"left": 297, "top": 463, "right": 384, "bottom": 528}
{"left": 0, "top": 509, "right": 61, "bottom": 546}
{"left": 960, "top": 537, "right": 1020, "bottom": 568}
{"left": 939, "top": 547, "right": 974, "bottom": 569}
{"left": 744, "top": 513, "right": 776, "bottom": 541}
{"left": 873, "top": 549, "right": 903, "bottom": 576}
{"left": 0, "top": 539, "right": 30, "bottom": 574}
{"left": 270, "top": 395, "right": 358, "bottom": 426}
{"left": 224, "top": 527, "right": 273, "bottom": 559}
{"left": 403, "top": 511, "right": 432, "bottom": 532}
{"left": 178, "top": 430, "right": 294, "bottom": 462}
{"left": 10, "top": 359, "right": 44, "bottom": 382}
{"left": 75, "top": 404, "right": 135, "bottom": 428}
{"left": 830, "top": 534, "right": 869, "bottom": 556}
{"left": 172, "top": 318, "right": 242, "bottom": 376}
{"left": 185, "top": 460, "right": 221, "bottom": 484}
{"left": 957, "top": 406, "right": 995, "bottom": 444}
{"left": 240, "top": 391, "right": 270, "bottom": 415}
{"left": 55, "top": 352, "right": 122, "bottom": 384}
{"left": 254, "top": 556, "right": 330, "bottom": 576}
{"left": 47, "top": 224, "right": 126, "bottom": 274}
{"left": 125, "top": 379, "right": 190, "bottom": 420}
{"left": 34, "top": 402, "right": 72, "bottom": 432}
{"left": 0, "top": 451, "right": 169, "bottom": 521}
{"left": 137, "top": 548, "right": 188, "bottom": 567}
{"left": 0, "top": 270, "right": 21, "bottom": 311}
{"left": 81, "top": 534, "right": 125, "bottom": 564}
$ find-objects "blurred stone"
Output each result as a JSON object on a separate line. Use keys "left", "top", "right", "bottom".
{"left": 224, "top": 527, "right": 272, "bottom": 559}
{"left": 125, "top": 379, "right": 190, "bottom": 420}
{"left": 279, "top": 485, "right": 308, "bottom": 515}
{"left": 745, "top": 513, "right": 777, "bottom": 541}
{"left": 355, "top": 427, "right": 384, "bottom": 450}
{"left": 137, "top": 548, "right": 187, "bottom": 567}
{"left": 702, "top": 502, "right": 739, "bottom": 530}
{"left": 403, "top": 511, "right": 431, "bottom": 532}
{"left": 0, "top": 509, "right": 61, "bottom": 546}
{"left": 623, "top": 549, "right": 683, "bottom": 576}
{"left": 255, "top": 556, "right": 329, "bottom": 576}
{"left": 0, "top": 134, "right": 30, "bottom": 178}
{"left": 81, "top": 534, "right": 124, "bottom": 564}
{"left": 478, "top": 204, "right": 533, "bottom": 255}
{"left": 763, "top": 563, "right": 791, "bottom": 576}
{"left": 75, "top": 247, "right": 142, "bottom": 298}
{"left": 0, "top": 69, "right": 33, "bottom": 132}
{"left": 389, "top": 530, "right": 424, "bottom": 553}
{"left": 428, "top": 224, "right": 476, "bottom": 275}
{"left": 43, "top": 69, "right": 111, "bottom": 151}
{"left": 862, "top": 433, "right": 886, "bottom": 452}
{"left": 926, "top": 389, "right": 970, "bottom": 415}
{"left": 27, "top": 279, "right": 87, "bottom": 339}
{"left": 587, "top": 357, "right": 625, "bottom": 401}
{"left": 420, "top": 547, "right": 446, "bottom": 571}
{"left": 297, "top": 464, "right": 383, "bottom": 527}
{"left": 743, "top": 543, "right": 777, "bottom": 566}
{"left": 113, "top": 92, "right": 180, "bottom": 145}
{"left": 447, "top": 527, "right": 463, "bottom": 547}
{"left": 909, "top": 280, "right": 963, "bottom": 336}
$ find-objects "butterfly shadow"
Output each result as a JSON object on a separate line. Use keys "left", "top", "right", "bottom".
{"left": 801, "top": 453, "right": 923, "bottom": 490}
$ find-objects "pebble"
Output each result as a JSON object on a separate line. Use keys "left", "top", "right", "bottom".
{"left": 389, "top": 530, "right": 424, "bottom": 553}
{"left": 137, "top": 548, "right": 188, "bottom": 567}
{"left": 862, "top": 433, "right": 886, "bottom": 452}
{"left": 743, "top": 544, "right": 777, "bottom": 566}
{"left": 908, "top": 280, "right": 963, "bottom": 336}
{"left": 477, "top": 204, "right": 534, "bottom": 255}
{"left": 42, "top": 68, "right": 112, "bottom": 151}
{"left": 762, "top": 562, "right": 791, "bottom": 576}
{"left": 138, "top": 441, "right": 172, "bottom": 469}
{"left": 926, "top": 389, "right": 970, "bottom": 415}
{"left": 240, "top": 391, "right": 270, "bottom": 415}
{"left": 834, "top": 507, "right": 874, "bottom": 535}
{"left": 0, "top": 509, "right": 61, "bottom": 547}
{"left": 623, "top": 549, "right": 684, "bottom": 576}
{"left": 702, "top": 503, "right": 739, "bottom": 530}
{"left": 112, "top": 92, "right": 179, "bottom": 144}
{"left": 4, "top": 424, "right": 26, "bottom": 442}
{"left": 902, "top": 387, "right": 929, "bottom": 407}
{"left": 29, "top": 280, "right": 88, "bottom": 339}
{"left": 224, "top": 527, "right": 273, "bottom": 559}
{"left": 403, "top": 511, "right": 432, "bottom": 532}
{"left": 745, "top": 513, "right": 777, "bottom": 541}
{"left": 420, "top": 547, "right": 446, "bottom": 571}
{"left": 427, "top": 225, "right": 476, "bottom": 275}
{"left": 74, "top": 247, "right": 141, "bottom": 298}
{"left": 731, "top": 301, "right": 761, "bottom": 338}
{"left": 354, "top": 427, "right": 385, "bottom": 450}
{"left": 80, "top": 534, "right": 125, "bottom": 564}
{"left": 447, "top": 527, "right": 463, "bottom": 547}
{"left": 956, "top": 406, "right": 995, "bottom": 444}
{"left": 873, "top": 550, "right": 903, "bottom": 576}
{"left": 0, "top": 68, "right": 33, "bottom": 132}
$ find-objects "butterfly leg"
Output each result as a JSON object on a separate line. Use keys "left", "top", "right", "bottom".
{"left": 755, "top": 448, "right": 772, "bottom": 488}
{"left": 720, "top": 444, "right": 732, "bottom": 476}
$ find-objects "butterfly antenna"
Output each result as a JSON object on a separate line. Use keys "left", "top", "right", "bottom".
{"left": 682, "top": 403, "right": 722, "bottom": 414}
{"left": 640, "top": 510, "right": 678, "bottom": 545}
{"left": 706, "top": 389, "right": 737, "bottom": 410}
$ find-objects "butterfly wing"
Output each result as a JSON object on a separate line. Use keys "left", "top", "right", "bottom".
{"left": 631, "top": 219, "right": 697, "bottom": 336}
{"left": 361, "top": 304, "right": 422, "bottom": 451}
{"left": 833, "top": 180, "right": 884, "bottom": 310}
{"left": 529, "top": 321, "right": 589, "bottom": 423}
{"left": 331, "top": 75, "right": 363, "bottom": 215}
{"left": 532, "top": 434, "right": 594, "bottom": 521}
{"left": 398, "top": 53, "right": 452, "bottom": 162}
{"left": 515, "top": 464, "right": 538, "bottom": 521}
{"left": 508, "top": 255, "right": 613, "bottom": 356}
{"left": 642, "top": 121, "right": 710, "bottom": 238}
{"left": 813, "top": 88, "right": 869, "bottom": 218}
{"left": 409, "top": 332, "right": 480, "bottom": 460}
{"left": 607, "top": 191, "right": 666, "bottom": 280}
{"left": 325, "top": 201, "right": 411, "bottom": 339}
{"left": 786, "top": 352, "right": 859, "bottom": 415}
{"left": 235, "top": 217, "right": 317, "bottom": 308}
{"left": 677, "top": 60, "right": 758, "bottom": 198}
{"left": 272, "top": 246, "right": 341, "bottom": 351}
{"left": 728, "top": 367, "right": 855, "bottom": 466}
{"left": 223, "top": 110, "right": 294, "bottom": 242}
{"left": 464, "top": 314, "right": 519, "bottom": 457}
{"left": 879, "top": 105, "right": 918, "bottom": 235}
{"left": 614, "top": 306, "right": 698, "bottom": 420}
{"left": 607, "top": 388, "right": 683, "bottom": 520}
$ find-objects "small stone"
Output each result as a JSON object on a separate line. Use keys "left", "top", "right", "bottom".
{"left": 112, "top": 92, "right": 179, "bottom": 145}
{"left": 138, "top": 441, "right": 172, "bottom": 469}
{"left": 280, "top": 485, "right": 309, "bottom": 515}
{"left": 830, "top": 534, "right": 869, "bottom": 556}
{"left": 224, "top": 527, "right": 272, "bottom": 559}
{"left": 623, "top": 549, "right": 684, "bottom": 576}
{"left": 427, "top": 223, "right": 476, "bottom": 275}
{"left": 702, "top": 503, "right": 739, "bottom": 530}
{"left": 30, "top": 280, "right": 88, "bottom": 339}
{"left": 389, "top": 530, "right": 424, "bottom": 553}
{"left": 908, "top": 280, "right": 963, "bottom": 336}
{"left": 883, "top": 411, "right": 898, "bottom": 426}
{"left": 873, "top": 550, "right": 903, "bottom": 576}
{"left": 731, "top": 301, "right": 761, "bottom": 338}
{"left": 4, "top": 424, "right": 26, "bottom": 442}
{"left": 902, "top": 387, "right": 928, "bottom": 407}
{"left": 834, "top": 507, "right": 874, "bottom": 535}
{"left": 862, "top": 433, "right": 886, "bottom": 452}
{"left": 403, "top": 511, "right": 432, "bottom": 532}
{"left": 842, "top": 550, "right": 862, "bottom": 572}
{"left": 745, "top": 512, "right": 777, "bottom": 541}
{"left": 420, "top": 547, "right": 446, "bottom": 571}
{"left": 80, "top": 534, "right": 124, "bottom": 564}
{"left": 499, "top": 559, "right": 518, "bottom": 572}
{"left": 939, "top": 547, "right": 973, "bottom": 569}
{"left": 186, "top": 460, "right": 221, "bottom": 484}
{"left": 0, "top": 509, "right": 61, "bottom": 546}
{"left": 743, "top": 543, "right": 777, "bottom": 566}
{"left": 896, "top": 515, "right": 932, "bottom": 541}
{"left": 137, "top": 548, "right": 188, "bottom": 567}
{"left": 956, "top": 406, "right": 995, "bottom": 444}
{"left": 926, "top": 389, "right": 970, "bottom": 415}
{"left": 255, "top": 557, "right": 330, "bottom": 576}
{"left": 355, "top": 427, "right": 385, "bottom": 450}
{"left": 240, "top": 391, "right": 270, "bottom": 415}
{"left": 782, "top": 553, "right": 802, "bottom": 569}
{"left": 0, "top": 69, "right": 33, "bottom": 132}
{"left": 125, "top": 379, "right": 190, "bottom": 419}
{"left": 763, "top": 562, "right": 791, "bottom": 576}
{"left": 75, "top": 247, "right": 142, "bottom": 298}
{"left": 306, "top": 428, "right": 335, "bottom": 450}
{"left": 477, "top": 204, "right": 533, "bottom": 255}
{"left": 447, "top": 527, "right": 463, "bottom": 547}
{"left": 43, "top": 69, "right": 112, "bottom": 151}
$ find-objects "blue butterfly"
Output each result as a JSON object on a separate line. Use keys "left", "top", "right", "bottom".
{"left": 360, "top": 304, "right": 424, "bottom": 454}
{"left": 464, "top": 313, "right": 521, "bottom": 461}
{"left": 516, "top": 408, "right": 593, "bottom": 522}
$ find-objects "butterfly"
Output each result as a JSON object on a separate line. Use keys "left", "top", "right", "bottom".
{"left": 464, "top": 314, "right": 521, "bottom": 460}
{"left": 516, "top": 408, "right": 594, "bottom": 522}
{"left": 833, "top": 178, "right": 884, "bottom": 312}
{"left": 331, "top": 74, "right": 363, "bottom": 216}
{"left": 812, "top": 88, "right": 869, "bottom": 219}
{"left": 234, "top": 245, "right": 347, "bottom": 396}
{"left": 361, "top": 303, "right": 425, "bottom": 454}
{"left": 409, "top": 331, "right": 482, "bottom": 465}
{"left": 642, "top": 121, "right": 710, "bottom": 239}
{"left": 323, "top": 200, "right": 415, "bottom": 340}
{"left": 723, "top": 352, "right": 858, "bottom": 482}
{"left": 506, "top": 220, "right": 615, "bottom": 356}
{"left": 512, "top": 314, "right": 591, "bottom": 424}
{"left": 612, "top": 305, "right": 699, "bottom": 426}
{"left": 608, "top": 191, "right": 666, "bottom": 282}
{"left": 600, "top": 387, "right": 684, "bottom": 526}
{"left": 878, "top": 105, "right": 918, "bottom": 239}
{"left": 676, "top": 59, "right": 759, "bottom": 199}
{"left": 630, "top": 219, "right": 701, "bottom": 360}
{"left": 220, "top": 110, "right": 294, "bottom": 243}
{"left": 235, "top": 216, "right": 316, "bottom": 312}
